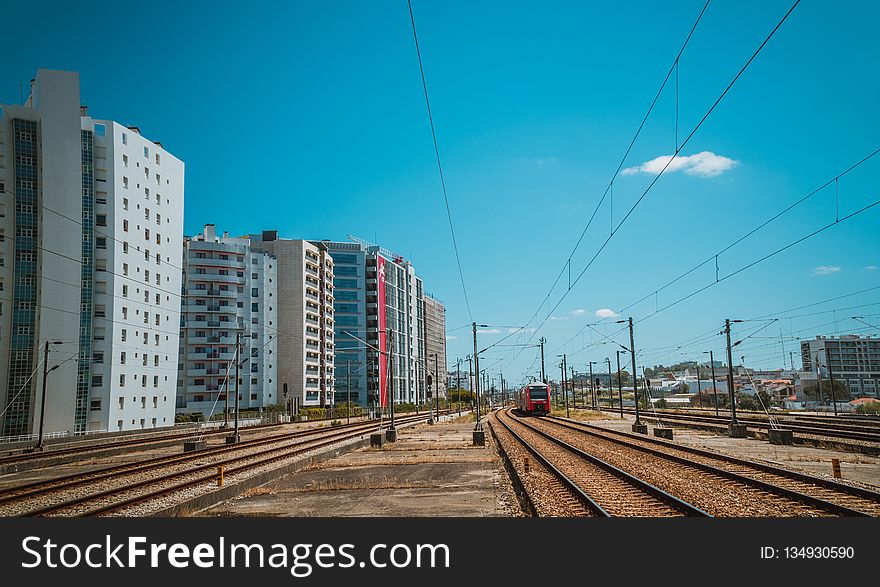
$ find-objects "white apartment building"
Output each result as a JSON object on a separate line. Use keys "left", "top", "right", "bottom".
{"left": 249, "top": 232, "right": 334, "bottom": 408}
{"left": 0, "top": 69, "right": 184, "bottom": 438}
{"left": 177, "top": 225, "right": 278, "bottom": 415}
{"left": 800, "top": 335, "right": 880, "bottom": 398}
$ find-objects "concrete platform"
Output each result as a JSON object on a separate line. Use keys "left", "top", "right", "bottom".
{"left": 200, "top": 418, "right": 516, "bottom": 517}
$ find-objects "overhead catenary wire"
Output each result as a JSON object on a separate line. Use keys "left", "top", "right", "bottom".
{"left": 504, "top": 1, "right": 800, "bottom": 375}
{"left": 505, "top": 0, "right": 713, "bottom": 354}
{"left": 406, "top": 0, "right": 473, "bottom": 322}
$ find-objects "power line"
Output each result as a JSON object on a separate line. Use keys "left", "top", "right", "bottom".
{"left": 505, "top": 1, "right": 800, "bottom": 375}
{"left": 508, "top": 0, "right": 713, "bottom": 354}
{"left": 406, "top": 0, "right": 473, "bottom": 322}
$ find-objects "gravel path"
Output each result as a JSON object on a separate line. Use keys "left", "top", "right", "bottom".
{"left": 552, "top": 416, "right": 880, "bottom": 516}
{"left": 1, "top": 416, "right": 430, "bottom": 517}
{"left": 489, "top": 415, "right": 595, "bottom": 517}
{"left": 523, "top": 414, "right": 840, "bottom": 517}
{"left": 497, "top": 411, "right": 690, "bottom": 517}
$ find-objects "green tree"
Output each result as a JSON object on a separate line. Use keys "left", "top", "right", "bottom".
{"left": 800, "top": 380, "right": 851, "bottom": 401}
{"left": 856, "top": 401, "right": 880, "bottom": 415}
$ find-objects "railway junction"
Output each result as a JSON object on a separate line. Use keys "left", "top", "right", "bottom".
{"left": 0, "top": 406, "right": 877, "bottom": 517}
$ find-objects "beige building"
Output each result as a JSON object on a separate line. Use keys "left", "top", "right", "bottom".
{"left": 249, "top": 232, "right": 334, "bottom": 408}
{"left": 423, "top": 295, "right": 446, "bottom": 399}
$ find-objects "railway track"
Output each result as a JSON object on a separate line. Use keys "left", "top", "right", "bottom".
{"left": 609, "top": 408, "right": 880, "bottom": 443}
{"left": 0, "top": 413, "right": 438, "bottom": 517}
{"left": 491, "top": 410, "right": 709, "bottom": 517}
{"left": 538, "top": 413, "right": 880, "bottom": 516}
{"left": 0, "top": 422, "right": 284, "bottom": 471}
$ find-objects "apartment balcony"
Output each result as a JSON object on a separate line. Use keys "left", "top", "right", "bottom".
{"left": 187, "top": 335, "right": 208, "bottom": 344}
{"left": 187, "top": 287, "right": 237, "bottom": 298}
{"left": 366, "top": 278, "right": 377, "bottom": 286}
{"left": 201, "top": 273, "right": 245, "bottom": 285}
{"left": 186, "top": 368, "right": 207, "bottom": 377}
{"left": 187, "top": 257, "right": 245, "bottom": 269}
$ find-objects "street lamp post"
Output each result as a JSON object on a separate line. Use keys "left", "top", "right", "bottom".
{"left": 606, "top": 357, "right": 612, "bottom": 410}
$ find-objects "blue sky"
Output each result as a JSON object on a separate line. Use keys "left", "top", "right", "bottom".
{"left": 2, "top": 0, "right": 878, "bottom": 384}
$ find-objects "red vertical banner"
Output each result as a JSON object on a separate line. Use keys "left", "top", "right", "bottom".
{"left": 377, "top": 256, "right": 388, "bottom": 407}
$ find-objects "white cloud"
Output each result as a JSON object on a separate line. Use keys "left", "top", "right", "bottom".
{"left": 570, "top": 309, "right": 586, "bottom": 316}
{"left": 867, "top": 265, "right": 878, "bottom": 271}
{"left": 480, "top": 328, "right": 501, "bottom": 334}
{"left": 549, "top": 316, "right": 568, "bottom": 321}
{"left": 445, "top": 335, "right": 458, "bottom": 341}
{"left": 594, "top": 308, "right": 619, "bottom": 318}
{"left": 521, "top": 156, "right": 559, "bottom": 167}
{"left": 811, "top": 265, "right": 841, "bottom": 276}
{"left": 622, "top": 151, "right": 737, "bottom": 178}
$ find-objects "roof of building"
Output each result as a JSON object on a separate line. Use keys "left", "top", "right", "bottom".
{"left": 849, "top": 397, "right": 880, "bottom": 405}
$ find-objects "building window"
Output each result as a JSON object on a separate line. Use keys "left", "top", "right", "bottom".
{"left": 122, "top": 132, "right": 128, "bottom": 145}
{"left": 144, "top": 146, "right": 149, "bottom": 158}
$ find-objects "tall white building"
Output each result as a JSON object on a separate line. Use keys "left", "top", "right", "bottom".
{"left": 177, "top": 224, "right": 278, "bottom": 415}
{"left": 0, "top": 69, "right": 184, "bottom": 437}
{"left": 249, "top": 232, "right": 334, "bottom": 409}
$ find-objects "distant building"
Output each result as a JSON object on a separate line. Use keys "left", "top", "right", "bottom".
{"left": 800, "top": 335, "right": 880, "bottom": 398}
{"left": 0, "top": 70, "right": 184, "bottom": 437}
{"left": 423, "top": 295, "right": 446, "bottom": 399}
{"left": 176, "top": 225, "right": 277, "bottom": 415}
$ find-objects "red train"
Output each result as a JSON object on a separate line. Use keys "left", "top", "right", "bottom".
{"left": 516, "top": 382, "right": 550, "bottom": 415}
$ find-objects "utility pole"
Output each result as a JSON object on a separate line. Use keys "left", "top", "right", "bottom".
{"left": 456, "top": 358, "right": 462, "bottom": 416}
{"left": 625, "top": 317, "right": 645, "bottom": 433}
{"left": 824, "top": 346, "right": 838, "bottom": 416}
{"left": 606, "top": 358, "right": 612, "bottom": 410}
{"left": 588, "top": 362, "right": 594, "bottom": 410}
{"left": 616, "top": 350, "right": 624, "bottom": 418}
{"left": 695, "top": 360, "right": 701, "bottom": 409}
{"left": 388, "top": 328, "right": 396, "bottom": 440}
{"left": 559, "top": 362, "right": 566, "bottom": 417}
{"left": 540, "top": 337, "right": 547, "bottom": 383}
{"left": 230, "top": 332, "right": 241, "bottom": 443}
{"left": 346, "top": 360, "right": 352, "bottom": 424}
{"left": 562, "top": 354, "right": 569, "bottom": 418}
{"left": 36, "top": 341, "right": 67, "bottom": 450}
{"left": 467, "top": 355, "right": 474, "bottom": 411}
{"left": 725, "top": 319, "right": 746, "bottom": 437}
{"left": 433, "top": 352, "right": 440, "bottom": 421}
{"left": 709, "top": 350, "right": 719, "bottom": 417}
{"left": 472, "top": 322, "right": 485, "bottom": 445}
{"left": 815, "top": 353, "right": 825, "bottom": 406}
